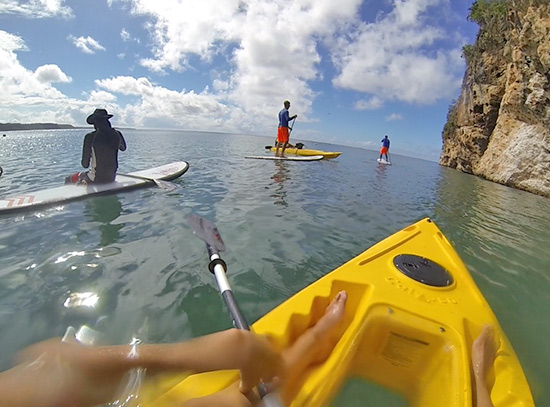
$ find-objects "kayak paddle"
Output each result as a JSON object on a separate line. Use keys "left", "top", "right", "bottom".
{"left": 187, "top": 213, "right": 284, "bottom": 406}
{"left": 188, "top": 213, "right": 249, "bottom": 329}
{"left": 117, "top": 172, "right": 177, "bottom": 191}
{"left": 288, "top": 117, "right": 296, "bottom": 136}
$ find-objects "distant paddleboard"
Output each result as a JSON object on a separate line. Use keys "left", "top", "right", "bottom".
{"left": 245, "top": 155, "right": 323, "bottom": 161}
{"left": 377, "top": 158, "right": 392, "bottom": 165}
{"left": 0, "top": 161, "right": 189, "bottom": 214}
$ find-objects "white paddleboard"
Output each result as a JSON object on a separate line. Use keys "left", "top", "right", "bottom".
{"left": 245, "top": 155, "right": 323, "bottom": 161}
{"left": 0, "top": 161, "right": 189, "bottom": 214}
{"left": 377, "top": 158, "right": 392, "bottom": 165}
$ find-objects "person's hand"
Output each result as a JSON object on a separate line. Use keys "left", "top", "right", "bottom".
{"left": 235, "top": 331, "right": 285, "bottom": 394}
{"left": 291, "top": 114, "right": 298, "bottom": 120}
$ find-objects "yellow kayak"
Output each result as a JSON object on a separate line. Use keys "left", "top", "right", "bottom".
{"left": 269, "top": 147, "right": 341, "bottom": 159}
{"left": 145, "top": 218, "right": 533, "bottom": 406}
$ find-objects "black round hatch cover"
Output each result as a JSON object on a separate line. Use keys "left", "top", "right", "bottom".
{"left": 393, "top": 254, "right": 453, "bottom": 287}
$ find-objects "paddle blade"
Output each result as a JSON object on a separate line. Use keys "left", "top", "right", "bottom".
{"left": 154, "top": 179, "right": 177, "bottom": 191}
{"left": 188, "top": 213, "right": 226, "bottom": 252}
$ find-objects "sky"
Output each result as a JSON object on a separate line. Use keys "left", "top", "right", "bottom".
{"left": 0, "top": 0, "right": 479, "bottom": 161}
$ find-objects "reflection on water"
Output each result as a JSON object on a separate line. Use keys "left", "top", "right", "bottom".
{"left": 271, "top": 161, "right": 290, "bottom": 207}
{"left": 85, "top": 195, "right": 124, "bottom": 246}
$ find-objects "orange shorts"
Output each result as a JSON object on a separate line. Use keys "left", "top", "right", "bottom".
{"left": 277, "top": 127, "right": 289, "bottom": 143}
{"left": 380, "top": 146, "right": 388, "bottom": 154}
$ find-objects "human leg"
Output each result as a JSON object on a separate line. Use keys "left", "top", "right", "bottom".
{"left": 280, "top": 142, "right": 288, "bottom": 158}
{"left": 472, "top": 325, "right": 497, "bottom": 407}
{"left": 277, "top": 127, "right": 289, "bottom": 157}
{"left": 275, "top": 141, "right": 281, "bottom": 157}
{"left": 279, "top": 291, "right": 347, "bottom": 403}
{"left": 182, "top": 291, "right": 348, "bottom": 407}
{"left": 64, "top": 172, "right": 91, "bottom": 185}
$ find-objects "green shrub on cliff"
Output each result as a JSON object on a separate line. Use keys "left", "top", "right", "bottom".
{"left": 442, "top": 101, "right": 458, "bottom": 141}
{"left": 463, "top": 0, "right": 509, "bottom": 62}
{"left": 468, "top": 0, "right": 508, "bottom": 28}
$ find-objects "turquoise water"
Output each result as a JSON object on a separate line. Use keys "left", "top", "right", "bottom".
{"left": 0, "top": 129, "right": 548, "bottom": 406}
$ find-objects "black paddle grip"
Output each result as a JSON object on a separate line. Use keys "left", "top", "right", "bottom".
{"left": 208, "top": 258, "right": 227, "bottom": 274}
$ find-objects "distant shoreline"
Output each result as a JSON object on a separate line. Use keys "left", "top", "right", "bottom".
{"left": 0, "top": 123, "right": 83, "bottom": 131}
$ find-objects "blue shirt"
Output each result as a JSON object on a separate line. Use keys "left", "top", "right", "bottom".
{"left": 381, "top": 137, "right": 390, "bottom": 148}
{"left": 278, "top": 108, "right": 291, "bottom": 128}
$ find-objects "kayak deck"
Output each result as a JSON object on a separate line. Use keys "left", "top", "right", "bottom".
{"left": 144, "top": 218, "right": 533, "bottom": 407}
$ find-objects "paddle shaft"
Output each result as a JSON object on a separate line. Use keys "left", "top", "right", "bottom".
{"left": 204, "top": 245, "right": 283, "bottom": 405}
{"left": 117, "top": 172, "right": 176, "bottom": 190}
{"left": 208, "top": 251, "right": 250, "bottom": 330}
{"left": 189, "top": 214, "right": 283, "bottom": 406}
{"left": 118, "top": 172, "right": 164, "bottom": 182}
{"left": 288, "top": 117, "right": 296, "bottom": 135}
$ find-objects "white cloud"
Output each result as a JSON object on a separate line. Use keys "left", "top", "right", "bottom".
{"left": 115, "top": 0, "right": 464, "bottom": 131}
{"left": 121, "top": 28, "right": 131, "bottom": 42}
{"left": 33, "top": 64, "right": 71, "bottom": 84}
{"left": 0, "top": 0, "right": 72, "bottom": 18}
{"left": 331, "top": 0, "right": 464, "bottom": 104}
{"left": 0, "top": 31, "right": 69, "bottom": 101}
{"left": 68, "top": 35, "right": 106, "bottom": 54}
{"left": 355, "top": 97, "right": 384, "bottom": 110}
{"left": 123, "top": 0, "right": 362, "bottom": 126}
{"left": 0, "top": 30, "right": 28, "bottom": 53}
{"left": 93, "top": 75, "right": 231, "bottom": 130}
{"left": 87, "top": 90, "right": 118, "bottom": 104}
{"left": 385, "top": 113, "right": 403, "bottom": 121}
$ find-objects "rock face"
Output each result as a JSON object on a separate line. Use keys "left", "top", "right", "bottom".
{"left": 440, "top": 1, "right": 550, "bottom": 197}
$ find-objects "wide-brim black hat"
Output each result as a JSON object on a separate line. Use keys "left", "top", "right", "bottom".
{"left": 87, "top": 109, "right": 113, "bottom": 124}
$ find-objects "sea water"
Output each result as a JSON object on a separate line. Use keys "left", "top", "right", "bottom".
{"left": 0, "top": 129, "right": 548, "bottom": 406}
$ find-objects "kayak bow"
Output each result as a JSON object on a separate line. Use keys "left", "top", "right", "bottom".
{"left": 147, "top": 218, "right": 534, "bottom": 406}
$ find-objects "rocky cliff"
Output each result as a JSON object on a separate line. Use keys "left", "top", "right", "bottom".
{"left": 440, "top": 0, "right": 550, "bottom": 197}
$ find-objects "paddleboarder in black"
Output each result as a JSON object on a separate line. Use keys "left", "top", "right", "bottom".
{"left": 65, "top": 109, "right": 127, "bottom": 185}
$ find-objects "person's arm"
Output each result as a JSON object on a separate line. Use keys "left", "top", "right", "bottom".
{"left": 81, "top": 133, "right": 93, "bottom": 168}
{"left": 117, "top": 130, "right": 127, "bottom": 151}
{"left": 135, "top": 329, "right": 283, "bottom": 392}
{"left": 0, "top": 329, "right": 283, "bottom": 407}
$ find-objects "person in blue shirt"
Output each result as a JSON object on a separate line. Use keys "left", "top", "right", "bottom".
{"left": 379, "top": 135, "right": 390, "bottom": 162}
{"left": 275, "top": 100, "right": 297, "bottom": 157}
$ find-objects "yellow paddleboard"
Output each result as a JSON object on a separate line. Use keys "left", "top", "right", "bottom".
{"left": 269, "top": 147, "right": 341, "bottom": 159}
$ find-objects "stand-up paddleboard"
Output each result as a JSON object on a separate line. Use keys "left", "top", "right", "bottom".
{"left": 377, "top": 158, "right": 391, "bottom": 165}
{"left": 245, "top": 155, "right": 323, "bottom": 161}
{"left": 267, "top": 147, "right": 341, "bottom": 159}
{"left": 0, "top": 161, "right": 189, "bottom": 214}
